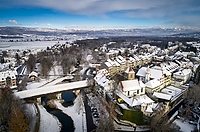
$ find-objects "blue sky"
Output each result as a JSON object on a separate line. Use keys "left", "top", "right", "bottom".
{"left": 0, "top": 0, "right": 200, "bottom": 29}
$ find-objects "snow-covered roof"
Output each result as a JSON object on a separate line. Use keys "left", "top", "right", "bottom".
{"left": 161, "top": 86, "right": 184, "bottom": 99}
{"left": 173, "top": 68, "right": 192, "bottom": 76}
{"left": 136, "top": 67, "right": 163, "bottom": 79}
{"left": 153, "top": 92, "right": 172, "bottom": 101}
{"left": 29, "top": 71, "right": 38, "bottom": 77}
{"left": 175, "top": 51, "right": 182, "bottom": 55}
{"left": 145, "top": 105, "right": 153, "bottom": 113}
{"left": 118, "top": 55, "right": 126, "bottom": 62}
{"left": 133, "top": 55, "right": 140, "bottom": 61}
{"left": 0, "top": 63, "right": 10, "bottom": 71}
{"left": 105, "top": 61, "right": 112, "bottom": 67}
{"left": 114, "top": 60, "right": 120, "bottom": 66}
{"left": 129, "top": 56, "right": 136, "bottom": 62}
{"left": 115, "top": 58, "right": 124, "bottom": 65}
{"left": 182, "top": 52, "right": 190, "bottom": 57}
{"left": 145, "top": 79, "right": 161, "bottom": 89}
{"left": 120, "top": 79, "right": 142, "bottom": 92}
{"left": 116, "top": 56, "right": 126, "bottom": 64}
{"left": 0, "top": 70, "right": 17, "bottom": 81}
{"left": 116, "top": 90, "right": 132, "bottom": 106}
{"left": 94, "top": 69, "right": 111, "bottom": 91}
{"left": 116, "top": 91, "right": 154, "bottom": 107}
{"left": 107, "top": 59, "right": 115, "bottom": 66}
{"left": 159, "top": 61, "right": 179, "bottom": 73}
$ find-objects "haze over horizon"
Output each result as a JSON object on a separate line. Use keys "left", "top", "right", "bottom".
{"left": 0, "top": 0, "right": 200, "bottom": 29}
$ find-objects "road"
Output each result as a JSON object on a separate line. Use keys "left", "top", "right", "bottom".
{"left": 82, "top": 67, "right": 97, "bottom": 132}
{"left": 82, "top": 90, "right": 97, "bottom": 132}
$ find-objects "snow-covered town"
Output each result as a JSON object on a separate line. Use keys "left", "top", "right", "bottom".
{"left": 0, "top": 33, "right": 200, "bottom": 132}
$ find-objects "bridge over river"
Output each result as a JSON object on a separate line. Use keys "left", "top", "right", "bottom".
{"left": 14, "top": 80, "right": 89, "bottom": 100}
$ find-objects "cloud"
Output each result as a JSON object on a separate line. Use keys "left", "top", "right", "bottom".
{"left": 2, "top": 0, "right": 199, "bottom": 16}
{"left": 9, "top": 20, "right": 18, "bottom": 24}
{"left": 1, "top": 0, "right": 200, "bottom": 27}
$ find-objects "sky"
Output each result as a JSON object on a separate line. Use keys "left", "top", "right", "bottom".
{"left": 0, "top": 0, "right": 200, "bottom": 29}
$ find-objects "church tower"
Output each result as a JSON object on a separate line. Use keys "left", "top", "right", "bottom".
{"left": 124, "top": 67, "right": 135, "bottom": 80}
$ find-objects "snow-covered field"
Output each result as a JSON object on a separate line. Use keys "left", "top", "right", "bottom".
{"left": 0, "top": 41, "right": 66, "bottom": 50}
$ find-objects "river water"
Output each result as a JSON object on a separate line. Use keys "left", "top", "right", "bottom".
{"left": 43, "top": 91, "right": 76, "bottom": 132}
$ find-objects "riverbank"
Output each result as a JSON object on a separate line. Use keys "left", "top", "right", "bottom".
{"left": 37, "top": 104, "right": 61, "bottom": 132}
{"left": 54, "top": 94, "right": 87, "bottom": 132}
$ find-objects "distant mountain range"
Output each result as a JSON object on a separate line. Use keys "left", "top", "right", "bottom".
{"left": 0, "top": 26, "right": 200, "bottom": 37}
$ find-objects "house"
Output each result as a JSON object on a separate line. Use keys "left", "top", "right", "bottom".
{"left": 104, "top": 59, "right": 120, "bottom": 76}
{"left": 152, "top": 92, "right": 172, "bottom": 113}
{"left": 119, "top": 79, "right": 145, "bottom": 97}
{"left": 161, "top": 86, "right": 186, "bottom": 104}
{"left": 124, "top": 67, "right": 135, "bottom": 80}
{"left": 136, "top": 66, "right": 164, "bottom": 83}
{"left": 0, "top": 70, "right": 17, "bottom": 87}
{"left": 115, "top": 56, "right": 126, "bottom": 73}
{"left": 128, "top": 56, "right": 137, "bottom": 68}
{"left": 145, "top": 79, "right": 163, "bottom": 93}
{"left": 171, "top": 68, "right": 192, "bottom": 87}
{"left": 159, "top": 61, "right": 179, "bottom": 73}
{"left": 94, "top": 69, "right": 112, "bottom": 95}
{"left": 28, "top": 71, "right": 38, "bottom": 81}
{"left": 153, "top": 85, "right": 187, "bottom": 112}
{"left": 115, "top": 90, "right": 155, "bottom": 116}
{"left": 136, "top": 66, "right": 171, "bottom": 93}
{"left": 133, "top": 55, "right": 141, "bottom": 67}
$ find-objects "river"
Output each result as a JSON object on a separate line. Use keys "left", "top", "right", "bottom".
{"left": 42, "top": 91, "right": 76, "bottom": 132}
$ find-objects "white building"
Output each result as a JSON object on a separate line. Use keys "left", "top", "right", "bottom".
{"left": 0, "top": 70, "right": 17, "bottom": 87}
{"left": 119, "top": 79, "right": 145, "bottom": 97}
{"left": 171, "top": 68, "right": 192, "bottom": 87}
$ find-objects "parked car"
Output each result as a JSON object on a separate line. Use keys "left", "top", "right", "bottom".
{"left": 93, "top": 112, "right": 99, "bottom": 118}
{"left": 91, "top": 107, "right": 98, "bottom": 112}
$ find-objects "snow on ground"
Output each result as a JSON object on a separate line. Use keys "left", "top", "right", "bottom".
{"left": 25, "top": 104, "right": 38, "bottom": 132}
{"left": 0, "top": 41, "right": 66, "bottom": 50}
{"left": 26, "top": 79, "right": 49, "bottom": 90}
{"left": 23, "top": 56, "right": 87, "bottom": 132}
{"left": 49, "top": 65, "right": 63, "bottom": 76}
{"left": 38, "top": 104, "right": 61, "bottom": 132}
{"left": 26, "top": 65, "right": 65, "bottom": 90}
{"left": 54, "top": 94, "right": 87, "bottom": 132}
{"left": 174, "top": 119, "right": 196, "bottom": 132}
{"left": 80, "top": 64, "right": 89, "bottom": 75}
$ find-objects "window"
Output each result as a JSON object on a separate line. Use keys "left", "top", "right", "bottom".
{"left": 141, "top": 88, "right": 143, "bottom": 93}
{"left": 130, "top": 74, "right": 134, "bottom": 79}
{"left": 137, "top": 90, "right": 139, "bottom": 94}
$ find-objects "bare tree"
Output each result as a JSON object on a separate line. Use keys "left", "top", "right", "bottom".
{"left": 150, "top": 112, "right": 180, "bottom": 132}
{"left": 15, "top": 53, "right": 21, "bottom": 66}
{"left": 26, "top": 54, "right": 36, "bottom": 73}
{"left": 18, "top": 76, "right": 28, "bottom": 91}
{"left": 96, "top": 114, "right": 115, "bottom": 132}
{"left": 187, "top": 84, "right": 200, "bottom": 106}
{"left": 61, "top": 55, "right": 76, "bottom": 74}
{"left": 39, "top": 57, "right": 53, "bottom": 78}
